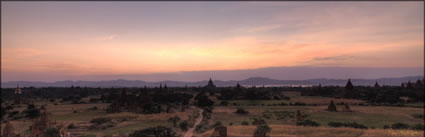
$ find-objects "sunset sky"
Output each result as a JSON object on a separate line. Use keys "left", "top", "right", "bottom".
{"left": 2, "top": 2, "right": 424, "bottom": 82}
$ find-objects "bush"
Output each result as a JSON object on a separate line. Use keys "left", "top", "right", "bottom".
{"left": 167, "top": 116, "right": 181, "bottom": 127}
{"left": 195, "top": 94, "right": 214, "bottom": 107}
{"left": 44, "top": 128, "right": 61, "bottom": 137}
{"left": 179, "top": 121, "right": 189, "bottom": 131}
{"left": 88, "top": 106, "right": 98, "bottom": 110}
{"left": 213, "top": 121, "right": 223, "bottom": 127}
{"left": 293, "top": 102, "right": 306, "bottom": 106}
{"left": 24, "top": 107, "right": 40, "bottom": 119}
{"left": 241, "top": 121, "right": 249, "bottom": 125}
{"left": 392, "top": 123, "right": 409, "bottom": 130}
{"left": 90, "top": 118, "right": 112, "bottom": 125}
{"left": 220, "top": 101, "right": 229, "bottom": 106}
{"left": 296, "top": 120, "right": 320, "bottom": 127}
{"left": 8, "top": 111, "right": 20, "bottom": 118}
{"left": 235, "top": 107, "right": 249, "bottom": 115}
{"left": 129, "top": 126, "right": 178, "bottom": 137}
{"left": 412, "top": 114, "right": 424, "bottom": 120}
{"left": 253, "top": 124, "right": 271, "bottom": 137}
{"left": 252, "top": 118, "right": 266, "bottom": 126}
{"left": 67, "top": 123, "right": 76, "bottom": 129}
{"left": 328, "top": 121, "right": 367, "bottom": 129}
{"left": 411, "top": 124, "right": 424, "bottom": 130}
{"left": 383, "top": 125, "right": 390, "bottom": 129}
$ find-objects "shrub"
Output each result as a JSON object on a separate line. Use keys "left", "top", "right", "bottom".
{"left": 328, "top": 121, "right": 367, "bottom": 129}
{"left": 383, "top": 125, "right": 390, "bottom": 129}
{"left": 88, "top": 106, "right": 98, "bottom": 110}
{"left": 220, "top": 101, "right": 229, "bottom": 106}
{"left": 129, "top": 126, "right": 178, "bottom": 137}
{"left": 195, "top": 94, "right": 214, "bottom": 107}
{"left": 235, "top": 107, "right": 249, "bottom": 115}
{"left": 412, "top": 114, "right": 424, "bottom": 120}
{"left": 44, "top": 128, "right": 61, "bottom": 137}
{"left": 252, "top": 118, "right": 266, "bottom": 126}
{"left": 167, "top": 116, "right": 181, "bottom": 127}
{"left": 90, "top": 118, "right": 112, "bottom": 125}
{"left": 296, "top": 120, "right": 320, "bottom": 127}
{"left": 241, "top": 121, "right": 249, "bottom": 125}
{"left": 24, "top": 107, "right": 40, "bottom": 119}
{"left": 253, "top": 124, "right": 271, "bottom": 137}
{"left": 392, "top": 123, "right": 409, "bottom": 130}
{"left": 293, "top": 102, "right": 306, "bottom": 106}
{"left": 213, "top": 121, "right": 223, "bottom": 127}
{"left": 347, "top": 122, "right": 368, "bottom": 129}
{"left": 411, "top": 124, "right": 424, "bottom": 130}
{"left": 8, "top": 111, "right": 19, "bottom": 118}
{"left": 179, "top": 121, "right": 189, "bottom": 131}
{"left": 67, "top": 123, "right": 76, "bottom": 129}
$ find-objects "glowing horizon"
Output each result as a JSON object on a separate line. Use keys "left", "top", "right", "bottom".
{"left": 1, "top": 2, "right": 424, "bottom": 81}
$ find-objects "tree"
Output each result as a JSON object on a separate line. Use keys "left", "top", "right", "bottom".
{"left": 235, "top": 107, "right": 249, "bottom": 115}
{"left": 44, "top": 128, "right": 61, "bottom": 137}
{"left": 195, "top": 94, "right": 214, "bottom": 107}
{"left": 253, "top": 124, "right": 271, "bottom": 137}
{"left": 128, "top": 126, "right": 178, "bottom": 137}
{"left": 24, "top": 106, "right": 41, "bottom": 119}
{"left": 327, "top": 100, "right": 337, "bottom": 112}
{"left": 167, "top": 116, "right": 181, "bottom": 127}
{"left": 179, "top": 121, "right": 189, "bottom": 131}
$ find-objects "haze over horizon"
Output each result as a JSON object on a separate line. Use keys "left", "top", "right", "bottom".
{"left": 2, "top": 2, "right": 424, "bottom": 82}
{"left": 2, "top": 66, "right": 423, "bottom": 82}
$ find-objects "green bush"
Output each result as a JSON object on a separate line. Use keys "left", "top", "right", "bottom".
{"left": 251, "top": 118, "right": 266, "bottom": 126}
{"left": 24, "top": 107, "right": 40, "bottom": 119}
{"left": 391, "top": 123, "right": 409, "bottom": 130}
{"left": 296, "top": 120, "right": 320, "bottom": 127}
{"left": 253, "top": 124, "right": 271, "bottom": 137}
{"left": 411, "top": 124, "right": 424, "bottom": 130}
{"left": 44, "top": 128, "right": 60, "bottom": 137}
{"left": 129, "top": 126, "right": 178, "bottom": 137}
{"left": 67, "top": 123, "right": 76, "bottom": 129}
{"left": 412, "top": 114, "right": 424, "bottom": 120}
{"left": 235, "top": 107, "right": 249, "bottom": 115}
{"left": 220, "top": 101, "right": 229, "bottom": 106}
{"left": 328, "top": 121, "right": 367, "bottom": 129}
{"left": 383, "top": 125, "right": 390, "bottom": 129}
{"left": 88, "top": 106, "right": 98, "bottom": 110}
{"left": 179, "top": 121, "right": 189, "bottom": 131}
{"left": 213, "top": 121, "right": 223, "bottom": 127}
{"left": 90, "top": 117, "right": 112, "bottom": 125}
{"left": 241, "top": 121, "right": 249, "bottom": 125}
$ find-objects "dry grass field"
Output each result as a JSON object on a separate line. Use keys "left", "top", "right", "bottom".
{"left": 198, "top": 125, "right": 424, "bottom": 137}
{"left": 2, "top": 95, "right": 423, "bottom": 137}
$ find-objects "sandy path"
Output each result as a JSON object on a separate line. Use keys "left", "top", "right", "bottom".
{"left": 184, "top": 108, "right": 203, "bottom": 137}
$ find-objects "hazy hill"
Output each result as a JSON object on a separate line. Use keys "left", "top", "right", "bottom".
{"left": 1, "top": 76, "right": 422, "bottom": 88}
{"left": 2, "top": 66, "right": 423, "bottom": 82}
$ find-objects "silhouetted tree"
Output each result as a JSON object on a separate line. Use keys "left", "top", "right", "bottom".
{"left": 327, "top": 100, "right": 337, "bottom": 112}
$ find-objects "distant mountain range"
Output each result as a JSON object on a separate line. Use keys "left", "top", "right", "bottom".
{"left": 3, "top": 66, "right": 423, "bottom": 82}
{"left": 2, "top": 76, "right": 423, "bottom": 88}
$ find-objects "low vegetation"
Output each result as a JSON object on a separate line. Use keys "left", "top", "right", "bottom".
{"left": 296, "top": 120, "right": 320, "bottom": 127}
